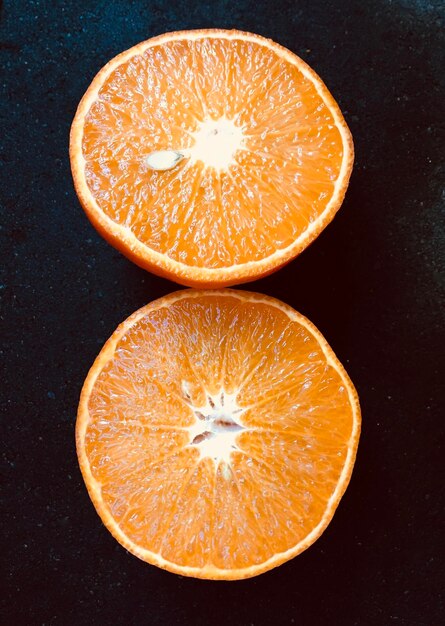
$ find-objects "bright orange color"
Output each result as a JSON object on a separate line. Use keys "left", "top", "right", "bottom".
{"left": 70, "top": 30, "right": 354, "bottom": 287}
{"left": 77, "top": 290, "right": 360, "bottom": 579}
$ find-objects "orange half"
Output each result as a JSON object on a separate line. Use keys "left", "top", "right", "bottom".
{"left": 70, "top": 30, "right": 354, "bottom": 287}
{"left": 77, "top": 290, "right": 361, "bottom": 579}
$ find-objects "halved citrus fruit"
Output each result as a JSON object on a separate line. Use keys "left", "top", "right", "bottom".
{"left": 70, "top": 29, "right": 354, "bottom": 287}
{"left": 77, "top": 289, "right": 360, "bottom": 579}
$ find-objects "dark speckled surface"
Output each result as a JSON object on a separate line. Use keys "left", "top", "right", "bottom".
{"left": 1, "top": 1, "right": 444, "bottom": 624}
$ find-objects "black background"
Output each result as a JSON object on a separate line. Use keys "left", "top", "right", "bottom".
{"left": 1, "top": 1, "right": 444, "bottom": 624}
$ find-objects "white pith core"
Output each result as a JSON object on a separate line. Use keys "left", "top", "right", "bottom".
{"left": 183, "top": 383, "right": 246, "bottom": 466}
{"left": 187, "top": 118, "right": 245, "bottom": 169}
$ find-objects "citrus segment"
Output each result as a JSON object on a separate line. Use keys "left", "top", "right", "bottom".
{"left": 77, "top": 290, "right": 360, "bottom": 579}
{"left": 70, "top": 30, "right": 354, "bottom": 286}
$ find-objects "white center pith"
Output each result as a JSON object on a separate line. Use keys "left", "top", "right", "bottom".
{"left": 183, "top": 384, "right": 246, "bottom": 464}
{"left": 188, "top": 118, "right": 245, "bottom": 170}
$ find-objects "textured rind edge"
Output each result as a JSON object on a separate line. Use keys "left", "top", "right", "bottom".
{"left": 69, "top": 29, "right": 354, "bottom": 288}
{"left": 76, "top": 289, "right": 361, "bottom": 580}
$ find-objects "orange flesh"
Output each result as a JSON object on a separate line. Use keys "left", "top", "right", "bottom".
{"left": 81, "top": 292, "right": 358, "bottom": 572}
{"left": 82, "top": 37, "right": 344, "bottom": 268}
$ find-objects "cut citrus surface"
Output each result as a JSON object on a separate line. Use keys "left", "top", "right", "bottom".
{"left": 70, "top": 29, "right": 354, "bottom": 287}
{"left": 77, "top": 289, "right": 360, "bottom": 579}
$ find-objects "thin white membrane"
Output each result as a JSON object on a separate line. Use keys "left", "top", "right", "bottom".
{"left": 185, "top": 388, "right": 245, "bottom": 464}
{"left": 187, "top": 118, "right": 245, "bottom": 169}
